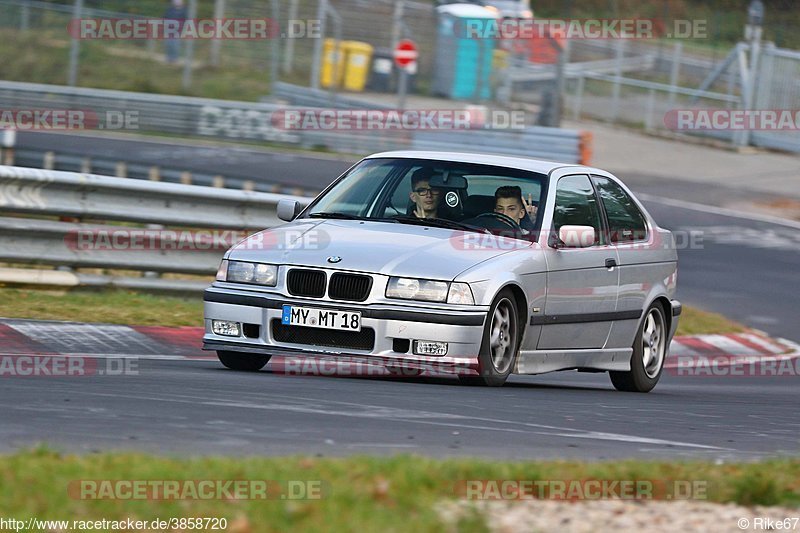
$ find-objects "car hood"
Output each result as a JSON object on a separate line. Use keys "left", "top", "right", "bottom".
{"left": 227, "top": 219, "right": 531, "bottom": 280}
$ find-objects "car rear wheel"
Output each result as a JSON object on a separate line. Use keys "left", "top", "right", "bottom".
{"left": 459, "top": 289, "right": 519, "bottom": 387}
{"left": 610, "top": 302, "right": 667, "bottom": 393}
{"left": 217, "top": 351, "right": 271, "bottom": 372}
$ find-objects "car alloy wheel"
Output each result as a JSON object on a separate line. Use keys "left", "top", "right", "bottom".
{"left": 610, "top": 302, "right": 667, "bottom": 393}
{"left": 460, "top": 289, "right": 519, "bottom": 387}
{"left": 641, "top": 308, "right": 666, "bottom": 379}
{"left": 490, "top": 298, "right": 516, "bottom": 374}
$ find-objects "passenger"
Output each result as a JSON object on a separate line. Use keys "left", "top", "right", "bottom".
{"left": 409, "top": 168, "right": 442, "bottom": 219}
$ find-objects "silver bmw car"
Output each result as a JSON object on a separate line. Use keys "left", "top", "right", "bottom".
{"left": 203, "top": 151, "right": 680, "bottom": 392}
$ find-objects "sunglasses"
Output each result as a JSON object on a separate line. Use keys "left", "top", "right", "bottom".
{"left": 413, "top": 187, "right": 440, "bottom": 196}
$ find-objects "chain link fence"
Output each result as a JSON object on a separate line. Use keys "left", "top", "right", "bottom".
{"left": 1, "top": 0, "right": 799, "bottom": 153}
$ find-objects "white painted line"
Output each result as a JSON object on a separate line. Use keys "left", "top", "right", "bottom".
{"left": 637, "top": 192, "right": 800, "bottom": 230}
{"left": 543, "top": 431, "right": 725, "bottom": 450}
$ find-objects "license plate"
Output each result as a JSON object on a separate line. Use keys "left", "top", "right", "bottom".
{"left": 281, "top": 305, "right": 362, "bottom": 332}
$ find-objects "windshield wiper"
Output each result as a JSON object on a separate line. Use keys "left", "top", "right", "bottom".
{"left": 307, "top": 212, "right": 370, "bottom": 220}
{"left": 392, "top": 216, "right": 487, "bottom": 233}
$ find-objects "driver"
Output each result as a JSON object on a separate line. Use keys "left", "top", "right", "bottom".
{"left": 494, "top": 186, "right": 537, "bottom": 230}
{"left": 409, "top": 168, "right": 442, "bottom": 219}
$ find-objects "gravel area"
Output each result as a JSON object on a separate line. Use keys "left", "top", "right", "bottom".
{"left": 439, "top": 499, "right": 800, "bottom": 532}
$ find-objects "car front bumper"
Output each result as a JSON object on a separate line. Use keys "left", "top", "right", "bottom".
{"left": 202, "top": 286, "right": 488, "bottom": 370}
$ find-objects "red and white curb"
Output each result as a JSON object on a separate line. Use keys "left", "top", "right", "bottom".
{"left": 0, "top": 318, "right": 798, "bottom": 373}
{"left": 666, "top": 332, "right": 800, "bottom": 373}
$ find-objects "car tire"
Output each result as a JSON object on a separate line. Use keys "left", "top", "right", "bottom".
{"left": 610, "top": 302, "right": 667, "bottom": 393}
{"left": 217, "top": 351, "right": 271, "bottom": 372}
{"left": 459, "top": 289, "right": 519, "bottom": 387}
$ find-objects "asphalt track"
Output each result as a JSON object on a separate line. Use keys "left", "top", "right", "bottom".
{"left": 3, "top": 132, "right": 799, "bottom": 458}
{"left": 2, "top": 357, "right": 798, "bottom": 459}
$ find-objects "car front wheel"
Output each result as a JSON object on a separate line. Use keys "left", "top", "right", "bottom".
{"left": 217, "top": 351, "right": 271, "bottom": 371}
{"left": 610, "top": 302, "right": 667, "bottom": 393}
{"left": 459, "top": 289, "right": 519, "bottom": 387}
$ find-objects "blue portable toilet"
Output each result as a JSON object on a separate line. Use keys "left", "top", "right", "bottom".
{"left": 433, "top": 4, "right": 496, "bottom": 100}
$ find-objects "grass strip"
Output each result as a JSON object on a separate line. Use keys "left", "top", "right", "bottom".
{"left": 0, "top": 448, "right": 798, "bottom": 532}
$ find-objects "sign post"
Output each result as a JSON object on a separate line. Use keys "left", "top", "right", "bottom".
{"left": 394, "top": 39, "right": 418, "bottom": 110}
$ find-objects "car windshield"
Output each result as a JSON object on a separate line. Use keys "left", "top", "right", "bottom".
{"left": 304, "top": 158, "right": 547, "bottom": 239}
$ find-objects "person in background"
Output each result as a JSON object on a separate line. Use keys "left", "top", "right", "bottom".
{"left": 164, "top": 0, "right": 187, "bottom": 64}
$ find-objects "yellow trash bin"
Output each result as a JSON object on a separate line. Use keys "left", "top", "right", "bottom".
{"left": 320, "top": 38, "right": 345, "bottom": 89}
{"left": 341, "top": 41, "right": 373, "bottom": 92}
{"left": 320, "top": 40, "right": 374, "bottom": 91}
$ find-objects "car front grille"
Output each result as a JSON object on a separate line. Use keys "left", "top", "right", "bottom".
{"left": 287, "top": 269, "right": 326, "bottom": 298}
{"left": 328, "top": 272, "right": 372, "bottom": 302}
{"left": 271, "top": 320, "right": 375, "bottom": 351}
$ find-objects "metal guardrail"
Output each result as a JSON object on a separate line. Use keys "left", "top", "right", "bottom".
{"left": 8, "top": 147, "right": 312, "bottom": 196}
{"left": 0, "top": 80, "right": 299, "bottom": 145}
{"left": 0, "top": 166, "right": 309, "bottom": 291}
{"left": 0, "top": 165, "right": 302, "bottom": 228}
{"left": 270, "top": 82, "right": 591, "bottom": 164}
{"left": 0, "top": 80, "right": 592, "bottom": 164}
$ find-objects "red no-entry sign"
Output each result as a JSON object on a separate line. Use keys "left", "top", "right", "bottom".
{"left": 394, "top": 39, "right": 418, "bottom": 68}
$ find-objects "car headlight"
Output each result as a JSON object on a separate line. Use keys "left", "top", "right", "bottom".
{"left": 226, "top": 260, "right": 277, "bottom": 286}
{"left": 386, "top": 278, "right": 474, "bottom": 305}
{"left": 386, "top": 277, "right": 448, "bottom": 302}
{"left": 447, "top": 282, "right": 475, "bottom": 305}
{"left": 215, "top": 259, "right": 229, "bottom": 282}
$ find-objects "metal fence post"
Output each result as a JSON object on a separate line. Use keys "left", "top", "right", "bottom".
{"left": 668, "top": 41, "right": 682, "bottom": 109}
{"left": 21, "top": 0, "right": 30, "bottom": 31}
{"left": 610, "top": 40, "right": 625, "bottom": 123}
{"left": 310, "top": 0, "right": 328, "bottom": 90}
{"left": 67, "top": 0, "right": 84, "bottom": 87}
{"left": 209, "top": 0, "right": 226, "bottom": 67}
{"left": 572, "top": 74, "right": 584, "bottom": 120}
{"left": 645, "top": 88, "right": 655, "bottom": 131}
{"left": 282, "top": 0, "right": 299, "bottom": 74}
{"left": 182, "top": 0, "right": 198, "bottom": 91}
{"left": 1, "top": 129, "right": 15, "bottom": 166}
{"left": 270, "top": 0, "right": 281, "bottom": 94}
{"left": 553, "top": 38, "right": 569, "bottom": 127}
{"left": 391, "top": 0, "right": 405, "bottom": 48}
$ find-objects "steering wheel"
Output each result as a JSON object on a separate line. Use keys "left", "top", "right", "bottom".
{"left": 471, "top": 212, "right": 523, "bottom": 233}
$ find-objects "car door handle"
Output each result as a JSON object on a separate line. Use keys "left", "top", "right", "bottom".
{"left": 605, "top": 258, "right": 617, "bottom": 268}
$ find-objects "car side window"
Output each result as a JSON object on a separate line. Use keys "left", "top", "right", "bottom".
{"left": 552, "top": 174, "right": 603, "bottom": 245}
{"left": 592, "top": 176, "right": 648, "bottom": 243}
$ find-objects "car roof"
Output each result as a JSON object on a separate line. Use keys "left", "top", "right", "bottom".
{"left": 365, "top": 151, "right": 580, "bottom": 175}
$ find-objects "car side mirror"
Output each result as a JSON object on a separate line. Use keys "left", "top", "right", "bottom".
{"left": 277, "top": 199, "right": 304, "bottom": 222}
{"left": 554, "top": 225, "right": 596, "bottom": 248}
